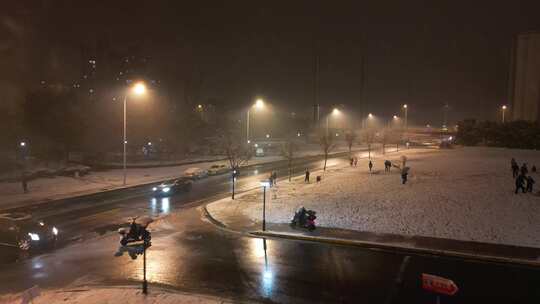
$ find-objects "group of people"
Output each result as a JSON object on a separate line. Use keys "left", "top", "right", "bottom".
{"left": 512, "top": 158, "right": 536, "bottom": 194}
{"left": 349, "top": 157, "right": 359, "bottom": 167}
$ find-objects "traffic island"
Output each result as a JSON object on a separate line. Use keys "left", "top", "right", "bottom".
{"left": 205, "top": 147, "right": 540, "bottom": 267}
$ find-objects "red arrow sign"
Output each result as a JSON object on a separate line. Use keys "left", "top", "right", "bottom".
{"left": 422, "top": 273, "right": 459, "bottom": 296}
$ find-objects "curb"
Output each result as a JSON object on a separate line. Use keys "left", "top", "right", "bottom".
{"left": 250, "top": 231, "right": 540, "bottom": 268}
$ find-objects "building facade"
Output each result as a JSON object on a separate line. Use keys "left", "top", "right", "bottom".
{"left": 509, "top": 32, "right": 540, "bottom": 121}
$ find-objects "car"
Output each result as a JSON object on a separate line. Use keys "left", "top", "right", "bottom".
{"left": 0, "top": 213, "right": 59, "bottom": 252}
{"left": 152, "top": 178, "right": 192, "bottom": 196}
{"left": 208, "top": 164, "right": 229, "bottom": 175}
{"left": 183, "top": 167, "right": 208, "bottom": 179}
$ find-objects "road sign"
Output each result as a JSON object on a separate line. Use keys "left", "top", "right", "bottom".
{"left": 422, "top": 273, "right": 459, "bottom": 296}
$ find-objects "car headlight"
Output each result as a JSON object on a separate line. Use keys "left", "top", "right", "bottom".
{"left": 28, "top": 232, "right": 40, "bottom": 241}
{"left": 152, "top": 187, "right": 157, "bottom": 191}
{"left": 52, "top": 227, "right": 58, "bottom": 236}
{"left": 162, "top": 187, "right": 170, "bottom": 193}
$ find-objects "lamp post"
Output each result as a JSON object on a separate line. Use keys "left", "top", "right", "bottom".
{"left": 326, "top": 108, "right": 341, "bottom": 137}
{"left": 403, "top": 104, "right": 408, "bottom": 148}
{"left": 122, "top": 82, "right": 146, "bottom": 185}
{"left": 501, "top": 105, "right": 507, "bottom": 123}
{"left": 247, "top": 99, "right": 265, "bottom": 144}
{"left": 260, "top": 180, "right": 271, "bottom": 231}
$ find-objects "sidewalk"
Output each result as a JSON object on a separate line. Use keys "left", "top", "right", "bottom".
{"left": 204, "top": 147, "right": 540, "bottom": 266}
{"left": 0, "top": 285, "right": 234, "bottom": 304}
{"left": 0, "top": 144, "right": 362, "bottom": 211}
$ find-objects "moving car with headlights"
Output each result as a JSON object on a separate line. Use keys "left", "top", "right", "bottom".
{"left": 183, "top": 167, "right": 208, "bottom": 179}
{"left": 152, "top": 178, "right": 192, "bottom": 196}
{"left": 208, "top": 164, "right": 229, "bottom": 175}
{"left": 0, "top": 213, "right": 59, "bottom": 252}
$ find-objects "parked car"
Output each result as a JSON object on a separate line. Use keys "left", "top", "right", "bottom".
{"left": 208, "top": 164, "right": 229, "bottom": 175}
{"left": 152, "top": 178, "right": 192, "bottom": 196}
{"left": 183, "top": 167, "right": 208, "bottom": 179}
{"left": 0, "top": 213, "right": 59, "bottom": 252}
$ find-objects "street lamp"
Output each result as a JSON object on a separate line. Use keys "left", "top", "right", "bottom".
{"left": 260, "top": 180, "right": 271, "bottom": 231}
{"left": 19, "top": 141, "right": 26, "bottom": 147}
{"left": 501, "top": 105, "right": 507, "bottom": 123}
{"left": 326, "top": 108, "right": 341, "bottom": 137}
{"left": 402, "top": 104, "right": 409, "bottom": 148}
{"left": 247, "top": 99, "right": 265, "bottom": 143}
{"left": 122, "top": 82, "right": 146, "bottom": 185}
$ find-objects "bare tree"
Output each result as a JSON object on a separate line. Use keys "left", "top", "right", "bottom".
{"left": 281, "top": 139, "right": 298, "bottom": 181}
{"left": 344, "top": 131, "right": 357, "bottom": 156}
{"left": 320, "top": 134, "right": 335, "bottom": 171}
{"left": 217, "top": 124, "right": 252, "bottom": 199}
{"left": 360, "top": 128, "right": 376, "bottom": 159}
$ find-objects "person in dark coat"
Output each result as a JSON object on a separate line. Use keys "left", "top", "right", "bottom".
{"left": 21, "top": 174, "right": 28, "bottom": 193}
{"left": 401, "top": 171, "right": 408, "bottom": 184}
{"left": 532, "top": 165, "right": 537, "bottom": 173}
{"left": 527, "top": 175, "right": 535, "bottom": 193}
{"left": 384, "top": 160, "right": 391, "bottom": 172}
{"left": 272, "top": 171, "right": 277, "bottom": 185}
{"left": 368, "top": 160, "right": 373, "bottom": 172}
{"left": 515, "top": 174, "right": 526, "bottom": 194}
{"left": 511, "top": 158, "right": 519, "bottom": 178}
{"left": 521, "top": 163, "right": 528, "bottom": 176}
{"left": 350, "top": 158, "right": 354, "bottom": 166}
{"left": 304, "top": 169, "right": 310, "bottom": 183}
{"left": 354, "top": 157, "right": 358, "bottom": 167}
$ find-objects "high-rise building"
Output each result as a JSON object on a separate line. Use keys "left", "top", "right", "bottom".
{"left": 509, "top": 31, "right": 540, "bottom": 121}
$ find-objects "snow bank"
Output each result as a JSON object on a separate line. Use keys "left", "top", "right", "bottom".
{"left": 209, "top": 147, "right": 540, "bottom": 248}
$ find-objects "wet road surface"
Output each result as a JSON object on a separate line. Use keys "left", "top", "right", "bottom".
{"left": 1, "top": 151, "right": 540, "bottom": 303}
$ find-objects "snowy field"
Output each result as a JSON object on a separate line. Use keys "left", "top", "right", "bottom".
{"left": 208, "top": 147, "right": 540, "bottom": 248}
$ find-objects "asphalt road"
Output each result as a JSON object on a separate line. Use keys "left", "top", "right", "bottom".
{"left": 1, "top": 151, "right": 539, "bottom": 303}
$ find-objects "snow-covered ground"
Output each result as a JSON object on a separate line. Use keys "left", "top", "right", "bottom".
{"left": 0, "top": 286, "right": 229, "bottom": 304}
{"left": 0, "top": 144, "right": 359, "bottom": 210}
{"left": 208, "top": 147, "right": 540, "bottom": 248}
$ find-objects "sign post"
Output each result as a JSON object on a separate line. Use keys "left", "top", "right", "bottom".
{"left": 422, "top": 273, "right": 458, "bottom": 303}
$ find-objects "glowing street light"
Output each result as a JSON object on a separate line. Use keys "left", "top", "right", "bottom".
{"left": 247, "top": 98, "right": 266, "bottom": 143}
{"left": 19, "top": 141, "right": 26, "bottom": 147}
{"left": 402, "top": 104, "right": 409, "bottom": 148}
{"left": 122, "top": 81, "right": 147, "bottom": 185}
{"left": 326, "top": 108, "right": 342, "bottom": 137}
{"left": 393, "top": 115, "right": 398, "bottom": 119}
{"left": 368, "top": 113, "right": 373, "bottom": 118}
{"left": 501, "top": 105, "right": 507, "bottom": 123}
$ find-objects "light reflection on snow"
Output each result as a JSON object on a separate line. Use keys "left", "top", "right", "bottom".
{"left": 161, "top": 197, "right": 170, "bottom": 214}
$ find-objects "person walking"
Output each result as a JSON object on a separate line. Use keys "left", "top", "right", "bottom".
{"left": 272, "top": 171, "right": 277, "bottom": 185}
{"left": 384, "top": 160, "right": 391, "bottom": 172}
{"left": 368, "top": 160, "right": 373, "bottom": 172}
{"left": 511, "top": 158, "right": 519, "bottom": 178}
{"left": 527, "top": 175, "right": 535, "bottom": 193}
{"left": 304, "top": 169, "right": 310, "bottom": 183}
{"left": 401, "top": 168, "right": 408, "bottom": 184}
{"left": 354, "top": 157, "right": 358, "bottom": 167}
{"left": 21, "top": 173, "right": 28, "bottom": 194}
{"left": 350, "top": 158, "right": 354, "bottom": 167}
{"left": 521, "top": 163, "right": 528, "bottom": 176}
{"left": 532, "top": 165, "right": 537, "bottom": 173}
{"left": 515, "top": 173, "right": 526, "bottom": 194}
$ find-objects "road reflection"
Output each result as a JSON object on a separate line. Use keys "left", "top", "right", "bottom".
{"left": 250, "top": 238, "right": 274, "bottom": 298}
{"left": 150, "top": 197, "right": 170, "bottom": 215}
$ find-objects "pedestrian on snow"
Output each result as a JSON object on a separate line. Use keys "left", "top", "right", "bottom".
{"left": 350, "top": 158, "right": 354, "bottom": 167}
{"left": 272, "top": 171, "right": 277, "bottom": 185}
{"left": 515, "top": 174, "right": 526, "bottom": 194}
{"left": 384, "top": 160, "right": 391, "bottom": 172}
{"left": 354, "top": 157, "right": 358, "bottom": 167}
{"left": 269, "top": 173, "right": 274, "bottom": 187}
{"left": 532, "top": 165, "right": 537, "bottom": 173}
{"left": 527, "top": 175, "right": 535, "bottom": 193}
{"left": 401, "top": 170, "right": 408, "bottom": 184}
{"left": 521, "top": 163, "right": 528, "bottom": 176}
{"left": 305, "top": 169, "right": 310, "bottom": 183}
{"left": 511, "top": 158, "right": 519, "bottom": 178}
{"left": 368, "top": 160, "right": 373, "bottom": 172}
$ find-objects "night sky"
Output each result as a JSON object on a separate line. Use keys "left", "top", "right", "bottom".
{"left": 3, "top": 1, "right": 540, "bottom": 126}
